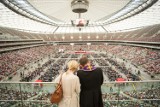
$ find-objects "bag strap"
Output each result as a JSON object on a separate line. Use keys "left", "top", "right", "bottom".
{"left": 59, "top": 73, "right": 64, "bottom": 85}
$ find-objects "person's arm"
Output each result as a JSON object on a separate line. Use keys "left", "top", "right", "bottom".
{"left": 54, "top": 75, "right": 61, "bottom": 83}
{"left": 100, "top": 68, "right": 104, "bottom": 85}
{"left": 75, "top": 77, "right": 81, "bottom": 94}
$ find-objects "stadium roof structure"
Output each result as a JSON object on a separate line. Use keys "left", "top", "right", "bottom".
{"left": 0, "top": 0, "right": 160, "bottom": 35}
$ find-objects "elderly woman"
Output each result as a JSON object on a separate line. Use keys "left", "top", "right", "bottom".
{"left": 55, "top": 60, "right": 80, "bottom": 107}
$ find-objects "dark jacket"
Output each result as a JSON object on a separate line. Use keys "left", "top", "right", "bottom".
{"left": 77, "top": 67, "right": 104, "bottom": 107}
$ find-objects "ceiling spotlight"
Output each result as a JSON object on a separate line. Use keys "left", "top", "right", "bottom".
{"left": 70, "top": 43, "right": 74, "bottom": 45}
{"left": 87, "top": 43, "right": 91, "bottom": 45}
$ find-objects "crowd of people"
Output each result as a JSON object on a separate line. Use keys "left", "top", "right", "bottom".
{"left": 18, "top": 102, "right": 51, "bottom": 107}
{"left": 71, "top": 54, "right": 79, "bottom": 58}
{"left": 0, "top": 101, "right": 18, "bottom": 107}
{"left": 39, "top": 59, "right": 67, "bottom": 82}
{"left": 58, "top": 44, "right": 160, "bottom": 76}
{"left": 17, "top": 51, "right": 156, "bottom": 83}
{"left": 0, "top": 86, "right": 53, "bottom": 107}
{"left": 95, "top": 59, "right": 110, "bottom": 66}
{"left": 1, "top": 84, "right": 159, "bottom": 107}
{"left": 106, "top": 58, "right": 141, "bottom": 81}
{"left": 92, "top": 54, "right": 141, "bottom": 81}
{"left": 102, "top": 67, "right": 121, "bottom": 81}
{"left": 91, "top": 54, "right": 102, "bottom": 58}
{"left": 0, "top": 87, "right": 38, "bottom": 100}
{"left": 61, "top": 54, "right": 70, "bottom": 58}
{"left": 0, "top": 44, "right": 160, "bottom": 106}
{"left": 125, "top": 87, "right": 160, "bottom": 99}
{"left": 102, "top": 93, "right": 129, "bottom": 100}
{"left": 20, "top": 67, "right": 43, "bottom": 82}
{"left": 105, "top": 101, "right": 159, "bottom": 107}
{"left": 0, "top": 44, "right": 159, "bottom": 82}
{"left": 0, "top": 45, "right": 56, "bottom": 77}
{"left": 20, "top": 59, "right": 55, "bottom": 82}
{"left": 103, "top": 45, "right": 160, "bottom": 75}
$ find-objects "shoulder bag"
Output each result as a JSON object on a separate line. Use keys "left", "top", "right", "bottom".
{"left": 50, "top": 73, "right": 63, "bottom": 104}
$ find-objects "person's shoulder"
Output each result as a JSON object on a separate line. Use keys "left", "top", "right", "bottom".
{"left": 77, "top": 69, "right": 83, "bottom": 73}
{"left": 94, "top": 67, "right": 103, "bottom": 73}
{"left": 95, "top": 67, "right": 102, "bottom": 71}
{"left": 72, "top": 74, "right": 79, "bottom": 80}
{"left": 77, "top": 69, "right": 83, "bottom": 72}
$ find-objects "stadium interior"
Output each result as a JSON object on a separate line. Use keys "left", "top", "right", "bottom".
{"left": 0, "top": 0, "right": 160, "bottom": 107}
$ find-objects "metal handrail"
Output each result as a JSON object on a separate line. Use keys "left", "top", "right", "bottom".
{"left": 0, "top": 80, "right": 160, "bottom": 84}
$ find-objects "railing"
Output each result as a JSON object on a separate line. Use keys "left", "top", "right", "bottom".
{"left": 0, "top": 80, "right": 160, "bottom": 107}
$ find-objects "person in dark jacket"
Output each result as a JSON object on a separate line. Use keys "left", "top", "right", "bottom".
{"left": 77, "top": 56, "right": 104, "bottom": 107}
